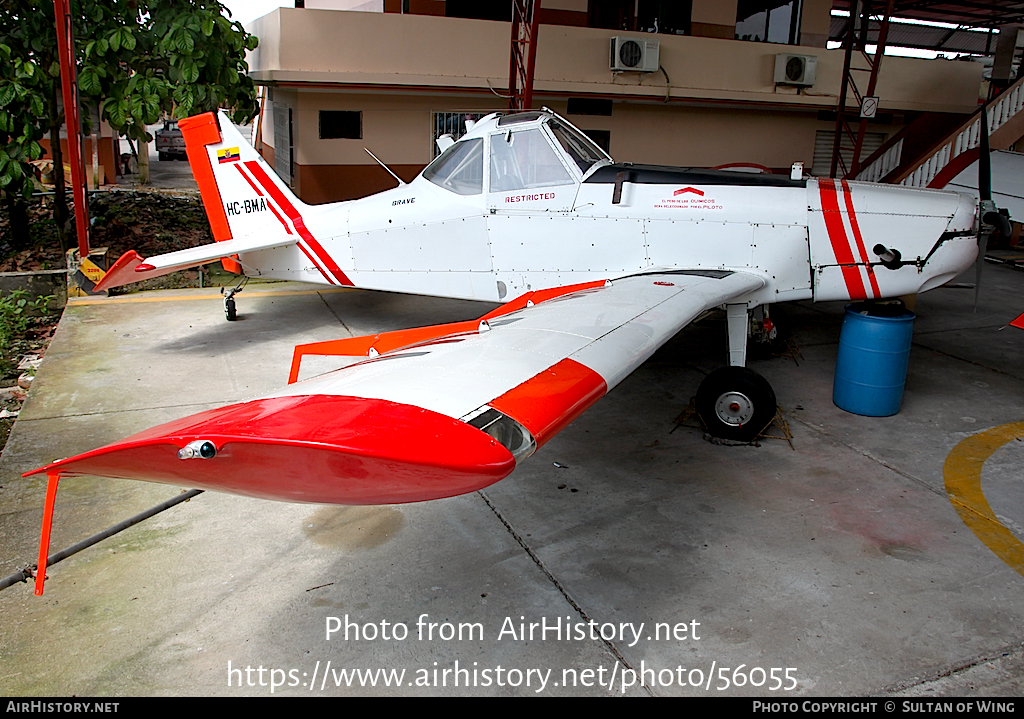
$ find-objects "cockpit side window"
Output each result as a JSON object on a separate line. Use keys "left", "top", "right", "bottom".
{"left": 489, "top": 128, "right": 572, "bottom": 192}
{"left": 547, "top": 120, "right": 605, "bottom": 174}
{"left": 423, "top": 138, "right": 484, "bottom": 195}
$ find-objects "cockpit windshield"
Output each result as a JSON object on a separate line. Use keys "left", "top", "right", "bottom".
{"left": 547, "top": 120, "right": 607, "bottom": 175}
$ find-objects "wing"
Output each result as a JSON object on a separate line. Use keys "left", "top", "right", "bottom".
{"left": 26, "top": 270, "right": 764, "bottom": 504}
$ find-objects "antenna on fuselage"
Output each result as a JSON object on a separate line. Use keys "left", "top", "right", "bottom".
{"left": 364, "top": 148, "right": 407, "bottom": 187}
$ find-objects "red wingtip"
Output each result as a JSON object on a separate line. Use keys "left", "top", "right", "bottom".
{"left": 25, "top": 395, "right": 516, "bottom": 505}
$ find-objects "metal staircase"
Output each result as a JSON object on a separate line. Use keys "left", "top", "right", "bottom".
{"left": 508, "top": 0, "right": 541, "bottom": 112}
{"left": 856, "top": 73, "right": 1024, "bottom": 188}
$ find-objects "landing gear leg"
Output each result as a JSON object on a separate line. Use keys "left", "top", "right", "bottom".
{"left": 726, "top": 303, "right": 748, "bottom": 367}
{"left": 221, "top": 276, "right": 248, "bottom": 322}
{"left": 695, "top": 303, "right": 777, "bottom": 441}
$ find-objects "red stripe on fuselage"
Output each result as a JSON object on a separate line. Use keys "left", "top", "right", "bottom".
{"left": 244, "top": 161, "right": 353, "bottom": 286}
{"left": 840, "top": 180, "right": 880, "bottom": 298}
{"left": 238, "top": 161, "right": 332, "bottom": 282}
{"left": 818, "top": 179, "right": 867, "bottom": 300}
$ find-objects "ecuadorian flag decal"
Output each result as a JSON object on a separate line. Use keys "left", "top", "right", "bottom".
{"left": 217, "top": 147, "right": 241, "bottom": 164}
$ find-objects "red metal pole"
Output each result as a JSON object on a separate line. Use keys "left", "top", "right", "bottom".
{"left": 522, "top": 1, "right": 541, "bottom": 112}
{"left": 508, "top": 0, "right": 541, "bottom": 112}
{"left": 508, "top": 2, "right": 522, "bottom": 110}
{"left": 848, "top": 0, "right": 896, "bottom": 179}
{"left": 52, "top": 0, "right": 90, "bottom": 256}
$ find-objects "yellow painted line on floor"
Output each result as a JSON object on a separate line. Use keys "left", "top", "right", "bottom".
{"left": 943, "top": 422, "right": 1024, "bottom": 578}
{"left": 68, "top": 287, "right": 356, "bottom": 305}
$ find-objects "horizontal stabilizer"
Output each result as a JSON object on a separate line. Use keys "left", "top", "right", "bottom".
{"left": 94, "top": 234, "right": 298, "bottom": 292}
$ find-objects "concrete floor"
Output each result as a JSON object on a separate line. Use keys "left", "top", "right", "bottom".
{"left": 0, "top": 264, "right": 1022, "bottom": 697}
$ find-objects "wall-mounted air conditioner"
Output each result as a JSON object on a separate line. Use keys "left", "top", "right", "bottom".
{"left": 610, "top": 36, "right": 660, "bottom": 72}
{"left": 774, "top": 53, "right": 817, "bottom": 86}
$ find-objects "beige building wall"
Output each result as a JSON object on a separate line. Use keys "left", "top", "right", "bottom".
{"left": 800, "top": 0, "right": 833, "bottom": 47}
{"left": 267, "top": 92, "right": 823, "bottom": 169}
{"left": 261, "top": 89, "right": 851, "bottom": 204}
{"left": 545, "top": 0, "right": 587, "bottom": 12}
{"left": 248, "top": 10, "right": 982, "bottom": 113}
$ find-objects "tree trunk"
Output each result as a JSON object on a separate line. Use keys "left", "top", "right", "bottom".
{"left": 139, "top": 139, "right": 150, "bottom": 184}
{"left": 3, "top": 191, "right": 31, "bottom": 253}
{"left": 49, "top": 122, "right": 70, "bottom": 255}
{"left": 49, "top": 85, "right": 69, "bottom": 254}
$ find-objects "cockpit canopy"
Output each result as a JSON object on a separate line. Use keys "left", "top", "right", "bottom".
{"left": 421, "top": 110, "right": 611, "bottom": 196}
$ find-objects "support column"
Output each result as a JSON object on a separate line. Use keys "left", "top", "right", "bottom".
{"left": 52, "top": 0, "right": 90, "bottom": 256}
{"left": 508, "top": 0, "right": 541, "bottom": 111}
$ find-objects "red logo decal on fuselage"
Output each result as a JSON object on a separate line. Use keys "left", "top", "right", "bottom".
{"left": 674, "top": 187, "right": 704, "bottom": 196}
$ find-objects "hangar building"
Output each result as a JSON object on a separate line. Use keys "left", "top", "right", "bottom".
{"left": 243, "top": 0, "right": 1024, "bottom": 205}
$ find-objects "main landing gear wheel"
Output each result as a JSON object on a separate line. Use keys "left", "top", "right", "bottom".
{"left": 695, "top": 366, "right": 777, "bottom": 442}
{"left": 221, "top": 277, "right": 247, "bottom": 322}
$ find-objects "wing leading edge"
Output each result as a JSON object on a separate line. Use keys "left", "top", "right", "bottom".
{"left": 26, "top": 271, "right": 764, "bottom": 504}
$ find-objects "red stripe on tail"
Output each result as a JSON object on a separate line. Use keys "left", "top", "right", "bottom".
{"left": 244, "top": 161, "right": 353, "bottom": 286}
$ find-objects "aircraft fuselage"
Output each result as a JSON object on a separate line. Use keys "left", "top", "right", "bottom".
{"left": 227, "top": 111, "right": 976, "bottom": 311}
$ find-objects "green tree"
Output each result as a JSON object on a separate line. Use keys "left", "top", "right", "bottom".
{"left": 0, "top": 0, "right": 258, "bottom": 251}
{"left": 76, "top": 0, "right": 259, "bottom": 143}
{"left": 0, "top": 5, "right": 50, "bottom": 249}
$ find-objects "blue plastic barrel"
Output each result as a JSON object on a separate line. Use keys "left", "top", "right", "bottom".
{"left": 833, "top": 302, "right": 916, "bottom": 417}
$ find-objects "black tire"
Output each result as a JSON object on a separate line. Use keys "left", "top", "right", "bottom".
{"left": 695, "top": 366, "right": 777, "bottom": 442}
{"left": 158, "top": 151, "right": 168, "bottom": 162}
{"left": 224, "top": 297, "right": 237, "bottom": 321}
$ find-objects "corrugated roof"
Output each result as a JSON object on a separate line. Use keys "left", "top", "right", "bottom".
{"left": 829, "top": 15, "right": 998, "bottom": 53}
{"left": 831, "top": 1, "right": 1024, "bottom": 29}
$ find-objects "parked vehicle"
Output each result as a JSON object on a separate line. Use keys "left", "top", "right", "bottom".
{"left": 155, "top": 120, "right": 186, "bottom": 161}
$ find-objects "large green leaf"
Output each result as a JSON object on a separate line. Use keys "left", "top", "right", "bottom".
{"left": 78, "top": 68, "right": 101, "bottom": 95}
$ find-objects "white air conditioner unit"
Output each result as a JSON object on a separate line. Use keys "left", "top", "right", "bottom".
{"left": 610, "top": 36, "right": 660, "bottom": 72}
{"left": 774, "top": 53, "right": 817, "bottom": 86}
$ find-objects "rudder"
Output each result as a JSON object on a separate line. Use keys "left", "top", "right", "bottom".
{"left": 179, "top": 112, "right": 307, "bottom": 274}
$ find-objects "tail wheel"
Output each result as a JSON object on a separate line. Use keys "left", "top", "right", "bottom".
{"left": 695, "top": 366, "right": 777, "bottom": 442}
{"left": 224, "top": 297, "right": 237, "bottom": 322}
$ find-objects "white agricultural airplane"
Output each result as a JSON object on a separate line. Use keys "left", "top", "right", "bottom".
{"left": 27, "top": 108, "right": 980, "bottom": 509}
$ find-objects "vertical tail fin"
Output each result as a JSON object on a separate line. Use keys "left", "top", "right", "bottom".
{"left": 178, "top": 112, "right": 307, "bottom": 274}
